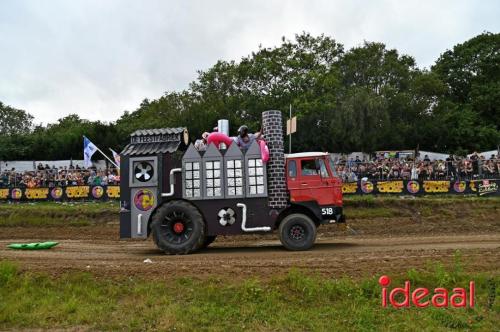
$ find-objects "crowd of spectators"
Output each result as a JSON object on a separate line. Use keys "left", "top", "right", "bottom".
{"left": 0, "top": 163, "right": 120, "bottom": 188}
{"left": 334, "top": 153, "right": 500, "bottom": 182}
{"left": 1, "top": 152, "right": 498, "bottom": 188}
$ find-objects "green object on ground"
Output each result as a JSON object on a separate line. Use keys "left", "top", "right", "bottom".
{"left": 7, "top": 241, "right": 59, "bottom": 250}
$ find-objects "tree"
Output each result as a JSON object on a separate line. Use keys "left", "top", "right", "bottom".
{"left": 432, "top": 32, "right": 500, "bottom": 128}
{"left": 1, "top": 33, "right": 498, "bottom": 160}
{"left": 0, "top": 102, "right": 34, "bottom": 135}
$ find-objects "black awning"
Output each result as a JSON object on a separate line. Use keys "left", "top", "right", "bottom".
{"left": 121, "top": 140, "right": 181, "bottom": 156}
{"left": 121, "top": 127, "right": 187, "bottom": 156}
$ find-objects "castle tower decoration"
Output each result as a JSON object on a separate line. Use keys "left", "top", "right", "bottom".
{"left": 262, "top": 110, "right": 288, "bottom": 209}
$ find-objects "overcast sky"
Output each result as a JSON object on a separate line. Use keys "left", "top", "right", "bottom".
{"left": 0, "top": 0, "right": 498, "bottom": 125}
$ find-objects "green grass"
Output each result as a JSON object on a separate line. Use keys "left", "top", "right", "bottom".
{"left": 0, "top": 259, "right": 498, "bottom": 331}
{"left": 0, "top": 201, "right": 118, "bottom": 227}
{"left": 344, "top": 195, "right": 500, "bottom": 219}
{"left": 0, "top": 196, "right": 498, "bottom": 226}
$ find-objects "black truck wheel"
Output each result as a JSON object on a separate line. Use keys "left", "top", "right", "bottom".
{"left": 201, "top": 235, "right": 217, "bottom": 249}
{"left": 151, "top": 200, "right": 205, "bottom": 255}
{"left": 279, "top": 213, "right": 317, "bottom": 251}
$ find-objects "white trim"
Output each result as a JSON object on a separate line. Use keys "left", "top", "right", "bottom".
{"left": 137, "top": 214, "right": 143, "bottom": 235}
{"left": 161, "top": 168, "right": 182, "bottom": 197}
{"left": 237, "top": 203, "right": 271, "bottom": 232}
{"left": 285, "top": 152, "right": 329, "bottom": 158}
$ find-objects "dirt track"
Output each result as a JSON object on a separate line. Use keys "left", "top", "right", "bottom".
{"left": 1, "top": 222, "right": 499, "bottom": 279}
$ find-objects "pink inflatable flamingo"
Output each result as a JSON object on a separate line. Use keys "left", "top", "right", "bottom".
{"left": 207, "top": 132, "right": 234, "bottom": 148}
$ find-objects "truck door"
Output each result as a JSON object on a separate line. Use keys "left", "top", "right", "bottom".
{"left": 288, "top": 158, "right": 335, "bottom": 205}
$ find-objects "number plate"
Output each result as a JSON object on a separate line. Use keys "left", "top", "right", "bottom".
{"left": 321, "top": 207, "right": 335, "bottom": 216}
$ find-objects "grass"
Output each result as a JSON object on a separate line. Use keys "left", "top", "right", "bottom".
{"left": 0, "top": 259, "right": 498, "bottom": 331}
{"left": 344, "top": 195, "right": 500, "bottom": 219}
{"left": 0, "top": 196, "right": 498, "bottom": 226}
{"left": 0, "top": 201, "right": 118, "bottom": 227}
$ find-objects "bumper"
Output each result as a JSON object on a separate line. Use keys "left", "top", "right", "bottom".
{"left": 319, "top": 206, "right": 346, "bottom": 224}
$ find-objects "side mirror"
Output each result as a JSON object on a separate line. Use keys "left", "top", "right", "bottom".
{"left": 315, "top": 159, "right": 325, "bottom": 178}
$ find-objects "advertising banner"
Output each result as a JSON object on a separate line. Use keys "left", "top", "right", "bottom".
{"left": 0, "top": 180, "right": 498, "bottom": 201}
{"left": 0, "top": 185, "right": 120, "bottom": 201}
{"left": 342, "top": 179, "right": 499, "bottom": 196}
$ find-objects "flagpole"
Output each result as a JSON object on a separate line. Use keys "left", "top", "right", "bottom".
{"left": 95, "top": 146, "right": 119, "bottom": 169}
{"left": 83, "top": 136, "right": 119, "bottom": 168}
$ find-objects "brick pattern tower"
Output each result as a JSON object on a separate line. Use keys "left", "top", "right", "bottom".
{"left": 262, "top": 110, "right": 288, "bottom": 209}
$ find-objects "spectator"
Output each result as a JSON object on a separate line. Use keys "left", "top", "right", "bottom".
{"left": 446, "top": 155, "right": 456, "bottom": 178}
{"left": 329, "top": 153, "right": 498, "bottom": 182}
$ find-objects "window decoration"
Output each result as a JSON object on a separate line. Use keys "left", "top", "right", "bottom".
{"left": 205, "top": 160, "right": 222, "bottom": 197}
{"left": 184, "top": 161, "right": 201, "bottom": 198}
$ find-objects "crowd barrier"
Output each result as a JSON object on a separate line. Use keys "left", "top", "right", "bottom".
{"left": 0, "top": 185, "right": 120, "bottom": 201}
{"left": 342, "top": 179, "right": 499, "bottom": 196}
{"left": 0, "top": 179, "right": 498, "bottom": 202}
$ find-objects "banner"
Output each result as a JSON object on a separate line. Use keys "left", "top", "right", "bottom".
{"left": 342, "top": 179, "right": 500, "bottom": 196}
{"left": 0, "top": 185, "right": 120, "bottom": 201}
{"left": 0, "top": 180, "right": 498, "bottom": 201}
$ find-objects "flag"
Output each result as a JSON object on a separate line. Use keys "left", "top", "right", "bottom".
{"left": 83, "top": 136, "right": 97, "bottom": 168}
{"left": 110, "top": 148, "right": 121, "bottom": 168}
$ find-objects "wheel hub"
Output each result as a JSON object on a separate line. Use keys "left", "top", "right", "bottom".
{"left": 173, "top": 222, "right": 185, "bottom": 234}
{"left": 290, "top": 225, "right": 305, "bottom": 241}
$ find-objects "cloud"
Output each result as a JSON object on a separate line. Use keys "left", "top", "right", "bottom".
{"left": 0, "top": 0, "right": 498, "bottom": 124}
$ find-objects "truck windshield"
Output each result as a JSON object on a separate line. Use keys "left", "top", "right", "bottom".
{"left": 329, "top": 155, "right": 338, "bottom": 177}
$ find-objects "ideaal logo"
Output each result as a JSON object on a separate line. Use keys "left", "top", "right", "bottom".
{"left": 379, "top": 275, "right": 475, "bottom": 308}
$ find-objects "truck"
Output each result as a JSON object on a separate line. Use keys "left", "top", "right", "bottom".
{"left": 119, "top": 110, "right": 345, "bottom": 254}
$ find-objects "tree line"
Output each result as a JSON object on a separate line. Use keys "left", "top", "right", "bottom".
{"left": 0, "top": 32, "right": 498, "bottom": 161}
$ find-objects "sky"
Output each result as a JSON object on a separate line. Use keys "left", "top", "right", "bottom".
{"left": 0, "top": 0, "right": 498, "bottom": 125}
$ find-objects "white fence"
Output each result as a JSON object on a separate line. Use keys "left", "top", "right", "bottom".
{"left": 0, "top": 160, "right": 109, "bottom": 172}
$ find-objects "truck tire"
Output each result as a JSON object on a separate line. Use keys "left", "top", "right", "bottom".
{"left": 201, "top": 235, "right": 217, "bottom": 249}
{"left": 279, "top": 213, "right": 317, "bottom": 251}
{"left": 151, "top": 200, "right": 205, "bottom": 255}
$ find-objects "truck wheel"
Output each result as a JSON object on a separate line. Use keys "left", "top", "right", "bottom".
{"left": 201, "top": 235, "right": 217, "bottom": 249}
{"left": 151, "top": 200, "right": 205, "bottom": 254}
{"left": 279, "top": 214, "right": 317, "bottom": 251}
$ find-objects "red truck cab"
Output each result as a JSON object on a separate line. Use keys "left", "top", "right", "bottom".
{"left": 286, "top": 152, "right": 344, "bottom": 223}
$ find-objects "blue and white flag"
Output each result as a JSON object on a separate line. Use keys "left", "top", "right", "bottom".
{"left": 83, "top": 136, "right": 98, "bottom": 168}
{"left": 110, "top": 148, "right": 121, "bottom": 168}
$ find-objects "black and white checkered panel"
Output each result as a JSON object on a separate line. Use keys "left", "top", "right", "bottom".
{"left": 184, "top": 161, "right": 201, "bottom": 199}
{"left": 182, "top": 144, "right": 203, "bottom": 200}
{"left": 226, "top": 159, "right": 244, "bottom": 197}
{"left": 244, "top": 141, "right": 268, "bottom": 198}
{"left": 204, "top": 160, "right": 223, "bottom": 198}
{"left": 247, "top": 158, "right": 266, "bottom": 195}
